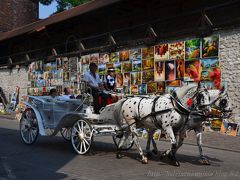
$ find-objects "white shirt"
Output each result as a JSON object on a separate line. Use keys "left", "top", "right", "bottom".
{"left": 83, "top": 71, "right": 102, "bottom": 88}
{"left": 59, "top": 95, "right": 70, "bottom": 100}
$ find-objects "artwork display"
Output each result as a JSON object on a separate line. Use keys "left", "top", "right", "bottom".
{"left": 28, "top": 35, "right": 221, "bottom": 96}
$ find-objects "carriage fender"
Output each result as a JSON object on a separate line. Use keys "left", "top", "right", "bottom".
{"left": 23, "top": 101, "right": 46, "bottom": 136}
{"left": 57, "top": 113, "right": 86, "bottom": 130}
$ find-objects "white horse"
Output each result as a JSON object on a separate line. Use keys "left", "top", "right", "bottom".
{"left": 113, "top": 83, "right": 211, "bottom": 166}
{"left": 146, "top": 86, "right": 232, "bottom": 165}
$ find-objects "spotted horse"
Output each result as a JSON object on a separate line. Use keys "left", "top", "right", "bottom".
{"left": 146, "top": 86, "right": 232, "bottom": 165}
{"left": 113, "top": 83, "right": 211, "bottom": 166}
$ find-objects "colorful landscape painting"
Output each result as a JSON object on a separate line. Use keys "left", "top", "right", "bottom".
{"left": 185, "top": 39, "right": 200, "bottom": 59}
{"left": 202, "top": 35, "right": 219, "bottom": 58}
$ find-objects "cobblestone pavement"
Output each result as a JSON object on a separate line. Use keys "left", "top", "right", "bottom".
{"left": 0, "top": 117, "right": 240, "bottom": 180}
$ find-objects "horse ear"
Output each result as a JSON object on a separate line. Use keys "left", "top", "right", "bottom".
{"left": 197, "top": 81, "right": 201, "bottom": 90}
{"left": 221, "top": 85, "right": 225, "bottom": 93}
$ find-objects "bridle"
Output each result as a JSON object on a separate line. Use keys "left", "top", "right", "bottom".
{"left": 209, "top": 91, "right": 232, "bottom": 117}
{"left": 191, "top": 88, "right": 211, "bottom": 109}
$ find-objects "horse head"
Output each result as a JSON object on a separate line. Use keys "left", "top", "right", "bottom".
{"left": 217, "top": 86, "right": 232, "bottom": 118}
{"left": 191, "top": 82, "right": 211, "bottom": 116}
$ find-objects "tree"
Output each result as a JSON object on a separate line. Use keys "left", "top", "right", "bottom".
{"left": 36, "top": 0, "right": 92, "bottom": 13}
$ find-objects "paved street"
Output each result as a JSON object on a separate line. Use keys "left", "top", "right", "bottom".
{"left": 0, "top": 117, "right": 240, "bottom": 180}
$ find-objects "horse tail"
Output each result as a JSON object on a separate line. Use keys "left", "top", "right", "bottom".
{"left": 113, "top": 98, "right": 126, "bottom": 128}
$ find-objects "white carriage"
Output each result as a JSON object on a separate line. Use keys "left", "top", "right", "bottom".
{"left": 19, "top": 89, "right": 134, "bottom": 155}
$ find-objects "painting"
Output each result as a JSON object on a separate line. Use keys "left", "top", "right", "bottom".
{"left": 220, "top": 122, "right": 238, "bottom": 136}
{"left": 142, "top": 58, "right": 154, "bottom": 70}
{"left": 98, "top": 64, "right": 106, "bottom": 76}
{"left": 147, "top": 82, "right": 157, "bottom": 94}
{"left": 166, "top": 80, "right": 181, "bottom": 87}
{"left": 154, "top": 61, "right": 165, "bottom": 81}
{"left": 114, "top": 62, "right": 122, "bottom": 73}
{"left": 110, "top": 52, "right": 119, "bottom": 63}
{"left": 130, "top": 48, "right": 141, "bottom": 61}
{"left": 176, "top": 59, "right": 184, "bottom": 80}
{"left": 81, "top": 55, "right": 90, "bottom": 64}
{"left": 131, "top": 85, "right": 138, "bottom": 95}
{"left": 116, "top": 73, "right": 123, "bottom": 88}
{"left": 90, "top": 53, "right": 99, "bottom": 64}
{"left": 122, "top": 61, "right": 132, "bottom": 73}
{"left": 99, "top": 53, "right": 110, "bottom": 64}
{"left": 142, "top": 47, "right": 154, "bottom": 59}
{"left": 119, "top": 50, "right": 130, "bottom": 62}
{"left": 132, "top": 60, "right": 142, "bottom": 72}
{"left": 184, "top": 59, "right": 201, "bottom": 81}
{"left": 142, "top": 70, "right": 154, "bottom": 83}
{"left": 202, "top": 34, "right": 219, "bottom": 58}
{"left": 165, "top": 60, "right": 175, "bottom": 81}
{"left": 201, "top": 58, "right": 219, "bottom": 71}
{"left": 185, "top": 39, "right": 201, "bottom": 59}
{"left": 131, "top": 72, "right": 141, "bottom": 85}
{"left": 123, "top": 72, "right": 131, "bottom": 86}
{"left": 169, "top": 42, "right": 185, "bottom": 59}
{"left": 156, "top": 82, "right": 165, "bottom": 94}
{"left": 138, "top": 84, "right": 147, "bottom": 95}
{"left": 154, "top": 44, "right": 169, "bottom": 60}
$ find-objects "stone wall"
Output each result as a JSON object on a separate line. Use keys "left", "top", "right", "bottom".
{"left": 0, "top": 0, "right": 38, "bottom": 32}
{"left": 219, "top": 27, "right": 240, "bottom": 115}
{"left": 0, "top": 67, "right": 28, "bottom": 102}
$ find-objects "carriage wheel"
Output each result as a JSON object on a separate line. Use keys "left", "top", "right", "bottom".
{"left": 112, "top": 133, "right": 134, "bottom": 151}
{"left": 60, "top": 127, "right": 72, "bottom": 141}
{"left": 71, "top": 119, "right": 93, "bottom": 155}
{"left": 20, "top": 108, "right": 39, "bottom": 145}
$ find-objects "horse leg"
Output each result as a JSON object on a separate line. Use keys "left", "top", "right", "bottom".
{"left": 146, "top": 129, "right": 158, "bottom": 158}
{"left": 146, "top": 130, "right": 152, "bottom": 158}
{"left": 161, "top": 126, "right": 180, "bottom": 166}
{"left": 195, "top": 127, "right": 210, "bottom": 165}
{"left": 151, "top": 133, "right": 159, "bottom": 155}
{"left": 116, "top": 128, "right": 130, "bottom": 159}
{"left": 130, "top": 123, "right": 148, "bottom": 164}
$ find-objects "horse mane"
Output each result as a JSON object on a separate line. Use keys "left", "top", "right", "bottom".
{"left": 175, "top": 84, "right": 197, "bottom": 99}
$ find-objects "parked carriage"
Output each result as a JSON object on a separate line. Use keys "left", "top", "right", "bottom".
{"left": 19, "top": 85, "right": 134, "bottom": 155}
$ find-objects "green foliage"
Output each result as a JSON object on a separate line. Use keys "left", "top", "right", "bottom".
{"left": 38, "top": 0, "right": 91, "bottom": 13}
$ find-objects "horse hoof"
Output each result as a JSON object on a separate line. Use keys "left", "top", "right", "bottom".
{"left": 199, "top": 159, "right": 210, "bottom": 165}
{"left": 116, "top": 153, "right": 123, "bottom": 159}
{"left": 159, "top": 151, "right": 167, "bottom": 159}
{"left": 152, "top": 149, "right": 158, "bottom": 155}
{"left": 146, "top": 152, "right": 152, "bottom": 159}
{"left": 173, "top": 161, "right": 180, "bottom": 167}
{"left": 141, "top": 157, "right": 148, "bottom": 164}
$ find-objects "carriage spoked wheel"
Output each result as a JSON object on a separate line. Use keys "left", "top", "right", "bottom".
{"left": 20, "top": 108, "right": 39, "bottom": 145}
{"left": 112, "top": 132, "right": 134, "bottom": 151}
{"left": 60, "top": 127, "right": 72, "bottom": 141}
{"left": 71, "top": 119, "right": 93, "bottom": 155}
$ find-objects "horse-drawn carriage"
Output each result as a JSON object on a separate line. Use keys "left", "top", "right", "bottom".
{"left": 20, "top": 82, "right": 232, "bottom": 166}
